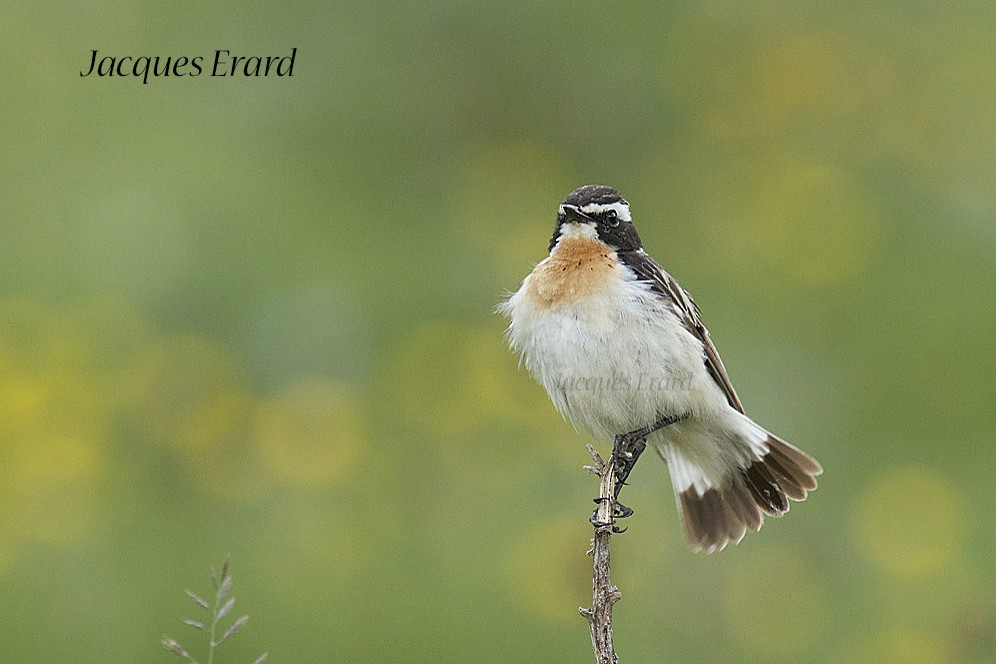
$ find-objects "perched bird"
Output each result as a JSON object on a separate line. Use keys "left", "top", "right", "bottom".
{"left": 499, "top": 185, "right": 822, "bottom": 553}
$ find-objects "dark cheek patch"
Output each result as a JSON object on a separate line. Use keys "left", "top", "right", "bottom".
{"left": 596, "top": 222, "right": 642, "bottom": 251}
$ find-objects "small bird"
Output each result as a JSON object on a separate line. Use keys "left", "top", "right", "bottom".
{"left": 499, "top": 185, "right": 822, "bottom": 553}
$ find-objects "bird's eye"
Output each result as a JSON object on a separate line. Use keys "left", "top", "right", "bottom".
{"left": 604, "top": 209, "right": 620, "bottom": 227}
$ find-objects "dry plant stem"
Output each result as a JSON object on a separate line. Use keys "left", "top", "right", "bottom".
{"left": 580, "top": 444, "right": 622, "bottom": 664}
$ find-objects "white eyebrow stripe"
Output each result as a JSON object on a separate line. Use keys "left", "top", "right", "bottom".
{"left": 579, "top": 201, "right": 631, "bottom": 222}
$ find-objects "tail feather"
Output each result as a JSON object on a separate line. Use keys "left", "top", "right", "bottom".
{"left": 742, "top": 459, "right": 789, "bottom": 514}
{"left": 680, "top": 488, "right": 746, "bottom": 552}
{"left": 764, "top": 440, "right": 819, "bottom": 497}
{"left": 660, "top": 424, "right": 822, "bottom": 554}
{"left": 768, "top": 437, "right": 823, "bottom": 485}
{"left": 725, "top": 480, "right": 763, "bottom": 533}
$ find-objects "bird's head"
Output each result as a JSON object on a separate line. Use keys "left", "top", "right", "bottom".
{"left": 551, "top": 184, "right": 643, "bottom": 252}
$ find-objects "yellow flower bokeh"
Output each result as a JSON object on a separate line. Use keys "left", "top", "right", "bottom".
{"left": 388, "top": 320, "right": 580, "bottom": 486}
{"left": 854, "top": 465, "right": 966, "bottom": 576}
{"left": 125, "top": 335, "right": 251, "bottom": 454}
{"left": 253, "top": 378, "right": 365, "bottom": 487}
{"left": 731, "top": 156, "right": 883, "bottom": 285}
{"left": 0, "top": 298, "right": 119, "bottom": 566}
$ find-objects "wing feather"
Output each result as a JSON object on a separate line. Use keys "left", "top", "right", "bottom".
{"left": 618, "top": 249, "right": 745, "bottom": 414}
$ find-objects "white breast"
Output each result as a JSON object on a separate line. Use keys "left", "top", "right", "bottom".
{"left": 500, "top": 252, "right": 726, "bottom": 442}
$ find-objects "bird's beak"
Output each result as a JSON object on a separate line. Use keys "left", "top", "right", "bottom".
{"left": 561, "top": 204, "right": 594, "bottom": 223}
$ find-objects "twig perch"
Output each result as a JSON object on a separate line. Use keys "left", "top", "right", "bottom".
{"left": 580, "top": 444, "right": 622, "bottom": 664}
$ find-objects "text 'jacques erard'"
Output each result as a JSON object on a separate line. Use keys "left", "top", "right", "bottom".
{"left": 79, "top": 49, "right": 297, "bottom": 84}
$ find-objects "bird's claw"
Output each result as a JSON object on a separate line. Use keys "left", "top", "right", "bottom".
{"left": 613, "top": 501, "right": 634, "bottom": 519}
{"left": 589, "top": 497, "right": 634, "bottom": 531}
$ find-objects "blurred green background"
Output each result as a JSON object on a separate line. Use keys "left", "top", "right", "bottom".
{"left": 2, "top": 1, "right": 994, "bottom": 663}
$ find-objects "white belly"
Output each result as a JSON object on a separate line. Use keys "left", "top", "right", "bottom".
{"left": 502, "top": 268, "right": 727, "bottom": 442}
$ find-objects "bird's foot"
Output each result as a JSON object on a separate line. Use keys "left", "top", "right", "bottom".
{"left": 590, "top": 497, "right": 633, "bottom": 533}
